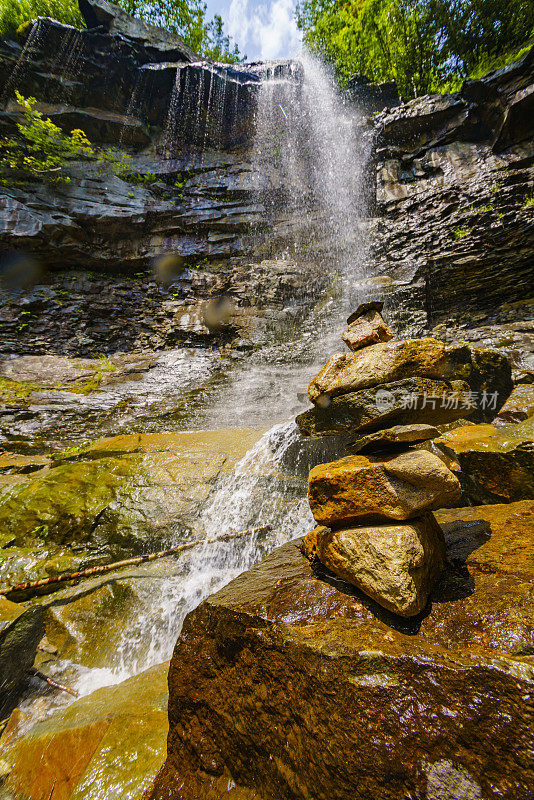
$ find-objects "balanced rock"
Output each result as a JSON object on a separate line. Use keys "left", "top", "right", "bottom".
{"left": 341, "top": 309, "right": 393, "bottom": 352}
{"left": 346, "top": 423, "right": 439, "bottom": 454}
{"left": 313, "top": 514, "right": 446, "bottom": 617}
{"left": 346, "top": 300, "right": 384, "bottom": 324}
{"left": 308, "top": 449, "right": 462, "bottom": 527}
{"left": 296, "top": 377, "right": 474, "bottom": 436}
{"left": 307, "top": 339, "right": 512, "bottom": 420}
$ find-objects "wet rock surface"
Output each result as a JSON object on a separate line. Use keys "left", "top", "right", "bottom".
{"left": 435, "top": 417, "right": 534, "bottom": 503}
{"left": 312, "top": 513, "right": 446, "bottom": 617}
{"left": 0, "top": 428, "right": 264, "bottom": 587}
{"left": 373, "top": 47, "right": 534, "bottom": 344}
{"left": 150, "top": 500, "right": 534, "bottom": 800}
{"left": 0, "top": 661, "right": 169, "bottom": 800}
{"left": 308, "top": 449, "right": 461, "bottom": 526}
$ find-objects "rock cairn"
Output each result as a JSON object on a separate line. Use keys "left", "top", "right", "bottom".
{"left": 297, "top": 301, "right": 504, "bottom": 618}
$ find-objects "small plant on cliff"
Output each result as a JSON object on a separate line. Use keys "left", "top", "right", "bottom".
{"left": 453, "top": 226, "right": 470, "bottom": 240}
{"left": 0, "top": 92, "right": 94, "bottom": 185}
{"left": 523, "top": 192, "right": 534, "bottom": 208}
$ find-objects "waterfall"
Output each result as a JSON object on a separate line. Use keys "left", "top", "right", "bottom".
{"left": 41, "top": 51, "right": 373, "bottom": 700}
{"left": 253, "top": 51, "right": 372, "bottom": 324}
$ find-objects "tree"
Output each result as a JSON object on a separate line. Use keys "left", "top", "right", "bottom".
{"left": 296, "top": 0, "right": 534, "bottom": 98}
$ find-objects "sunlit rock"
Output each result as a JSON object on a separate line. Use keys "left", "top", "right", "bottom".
{"left": 149, "top": 501, "right": 534, "bottom": 800}
{"left": 308, "top": 449, "right": 461, "bottom": 527}
{"left": 311, "top": 513, "right": 446, "bottom": 617}
{"left": 307, "top": 340, "right": 512, "bottom": 421}
{"left": 435, "top": 417, "right": 534, "bottom": 503}
{"left": 341, "top": 308, "right": 393, "bottom": 351}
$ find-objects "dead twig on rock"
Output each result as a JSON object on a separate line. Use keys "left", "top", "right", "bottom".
{"left": 2, "top": 524, "right": 272, "bottom": 601}
{"left": 29, "top": 669, "right": 78, "bottom": 697}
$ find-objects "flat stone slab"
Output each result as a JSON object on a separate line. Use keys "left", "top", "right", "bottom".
{"left": 149, "top": 500, "right": 534, "bottom": 800}
{"left": 346, "top": 423, "right": 440, "bottom": 453}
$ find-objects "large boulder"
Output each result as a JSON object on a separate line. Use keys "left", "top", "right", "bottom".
{"left": 307, "top": 339, "right": 512, "bottom": 421}
{"left": 311, "top": 513, "right": 446, "bottom": 617}
{"left": 296, "top": 377, "right": 474, "bottom": 436}
{"left": 0, "top": 661, "right": 169, "bottom": 800}
{"left": 149, "top": 501, "right": 534, "bottom": 800}
{"left": 308, "top": 449, "right": 462, "bottom": 527}
{"left": 435, "top": 417, "right": 534, "bottom": 503}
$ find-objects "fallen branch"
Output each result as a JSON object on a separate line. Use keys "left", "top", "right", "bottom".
{"left": 2, "top": 525, "right": 272, "bottom": 602}
{"left": 30, "top": 669, "right": 78, "bottom": 698}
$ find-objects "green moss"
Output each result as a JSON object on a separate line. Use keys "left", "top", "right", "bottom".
{"left": 0, "top": 377, "right": 40, "bottom": 403}
{"left": 453, "top": 226, "right": 470, "bottom": 240}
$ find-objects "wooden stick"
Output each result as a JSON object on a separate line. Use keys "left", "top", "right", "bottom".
{"left": 2, "top": 525, "right": 272, "bottom": 601}
{"left": 30, "top": 669, "right": 78, "bottom": 698}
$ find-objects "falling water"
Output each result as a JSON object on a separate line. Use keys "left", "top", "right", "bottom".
{"left": 205, "top": 50, "right": 373, "bottom": 428}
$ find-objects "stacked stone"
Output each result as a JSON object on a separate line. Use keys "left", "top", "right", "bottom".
{"left": 299, "top": 302, "right": 472, "bottom": 618}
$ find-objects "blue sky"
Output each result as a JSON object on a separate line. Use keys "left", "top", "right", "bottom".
{"left": 205, "top": 0, "right": 302, "bottom": 61}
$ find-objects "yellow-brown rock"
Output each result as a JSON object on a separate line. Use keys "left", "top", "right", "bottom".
{"left": 313, "top": 514, "right": 446, "bottom": 617}
{"left": 308, "top": 339, "right": 465, "bottom": 402}
{"left": 435, "top": 417, "right": 534, "bottom": 503}
{"left": 308, "top": 449, "right": 462, "bottom": 527}
{"left": 149, "top": 501, "right": 534, "bottom": 800}
{"left": 341, "top": 309, "right": 393, "bottom": 351}
{"left": 307, "top": 340, "right": 512, "bottom": 421}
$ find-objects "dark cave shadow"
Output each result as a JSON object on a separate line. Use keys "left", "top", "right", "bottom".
{"left": 310, "top": 516, "right": 492, "bottom": 634}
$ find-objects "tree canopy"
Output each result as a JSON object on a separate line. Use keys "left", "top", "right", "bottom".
{"left": 295, "top": 0, "right": 534, "bottom": 98}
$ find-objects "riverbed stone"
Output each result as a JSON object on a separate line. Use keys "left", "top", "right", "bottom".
{"left": 1, "top": 661, "right": 169, "bottom": 800}
{"left": 434, "top": 417, "right": 534, "bottom": 503}
{"left": 307, "top": 339, "right": 512, "bottom": 421}
{"left": 313, "top": 514, "right": 446, "bottom": 616}
{"left": 341, "top": 309, "right": 393, "bottom": 351}
{"left": 296, "top": 377, "right": 475, "bottom": 435}
{"left": 148, "top": 500, "right": 534, "bottom": 800}
{"left": 494, "top": 383, "right": 534, "bottom": 423}
{"left": 308, "top": 449, "right": 462, "bottom": 527}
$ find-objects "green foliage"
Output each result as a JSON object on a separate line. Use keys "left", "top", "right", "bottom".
{"left": 115, "top": 1, "right": 244, "bottom": 62}
{"left": 0, "top": 0, "right": 82, "bottom": 39}
{"left": 0, "top": 91, "right": 94, "bottom": 185}
{"left": 0, "top": 92, "right": 132, "bottom": 186}
{"left": 523, "top": 192, "right": 534, "bottom": 207}
{"left": 296, "top": 0, "right": 534, "bottom": 98}
{"left": 453, "top": 225, "right": 470, "bottom": 239}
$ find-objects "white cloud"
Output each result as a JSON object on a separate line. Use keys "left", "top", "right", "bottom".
{"left": 228, "top": 0, "right": 302, "bottom": 60}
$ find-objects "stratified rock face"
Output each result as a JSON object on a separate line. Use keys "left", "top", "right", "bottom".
{"left": 435, "top": 417, "right": 534, "bottom": 503}
{"left": 79, "top": 0, "right": 198, "bottom": 60}
{"left": 296, "top": 377, "right": 474, "bottom": 435}
{"left": 341, "top": 309, "right": 393, "bottom": 351}
{"left": 314, "top": 514, "right": 446, "bottom": 616}
{"left": 308, "top": 449, "right": 462, "bottom": 526}
{"left": 373, "top": 47, "right": 534, "bottom": 326}
{"left": 150, "top": 501, "right": 534, "bottom": 800}
{"left": 308, "top": 340, "right": 511, "bottom": 418}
